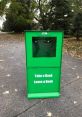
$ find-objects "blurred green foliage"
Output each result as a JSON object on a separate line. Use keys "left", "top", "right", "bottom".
{"left": 2, "top": 0, "right": 36, "bottom": 32}
{"left": 72, "top": 13, "right": 82, "bottom": 40}
{"left": 0, "top": 0, "right": 82, "bottom": 38}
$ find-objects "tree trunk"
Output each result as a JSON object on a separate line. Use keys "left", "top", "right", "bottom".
{"left": 76, "top": 32, "right": 80, "bottom": 41}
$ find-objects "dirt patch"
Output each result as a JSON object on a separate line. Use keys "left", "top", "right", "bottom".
{"left": 64, "top": 37, "right": 82, "bottom": 59}
{"left": 0, "top": 33, "right": 24, "bottom": 42}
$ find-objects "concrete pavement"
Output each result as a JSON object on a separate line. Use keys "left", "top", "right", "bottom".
{"left": 0, "top": 35, "right": 82, "bottom": 117}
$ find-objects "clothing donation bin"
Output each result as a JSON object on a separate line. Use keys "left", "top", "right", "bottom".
{"left": 25, "top": 31, "right": 63, "bottom": 99}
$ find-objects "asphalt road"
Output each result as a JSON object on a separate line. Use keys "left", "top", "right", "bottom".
{"left": 0, "top": 35, "right": 82, "bottom": 117}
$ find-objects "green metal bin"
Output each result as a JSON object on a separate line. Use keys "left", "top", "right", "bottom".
{"left": 25, "top": 31, "right": 63, "bottom": 99}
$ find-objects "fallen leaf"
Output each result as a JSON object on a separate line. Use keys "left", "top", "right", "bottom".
{"left": 47, "top": 112, "right": 52, "bottom": 117}
{"left": 3, "top": 91, "right": 9, "bottom": 94}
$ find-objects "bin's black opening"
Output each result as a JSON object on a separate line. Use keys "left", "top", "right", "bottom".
{"left": 32, "top": 37, "right": 56, "bottom": 57}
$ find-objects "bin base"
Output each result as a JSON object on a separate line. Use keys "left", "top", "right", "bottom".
{"left": 27, "top": 92, "right": 60, "bottom": 99}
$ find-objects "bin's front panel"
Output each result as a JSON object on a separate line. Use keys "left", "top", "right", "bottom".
{"left": 27, "top": 68, "right": 61, "bottom": 98}
{"left": 25, "top": 31, "right": 63, "bottom": 67}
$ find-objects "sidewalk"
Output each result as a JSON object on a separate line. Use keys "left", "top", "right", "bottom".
{"left": 0, "top": 37, "right": 82, "bottom": 117}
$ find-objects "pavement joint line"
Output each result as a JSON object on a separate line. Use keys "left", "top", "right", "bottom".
{"left": 13, "top": 100, "right": 45, "bottom": 117}
{"left": 13, "top": 97, "right": 82, "bottom": 117}
{"left": 62, "top": 77, "right": 82, "bottom": 87}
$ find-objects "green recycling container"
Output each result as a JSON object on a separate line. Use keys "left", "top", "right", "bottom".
{"left": 25, "top": 31, "right": 63, "bottom": 99}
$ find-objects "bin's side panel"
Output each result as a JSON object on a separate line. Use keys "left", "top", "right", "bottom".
{"left": 27, "top": 67, "right": 61, "bottom": 98}
{"left": 25, "top": 32, "right": 32, "bottom": 97}
{"left": 25, "top": 32, "right": 28, "bottom": 97}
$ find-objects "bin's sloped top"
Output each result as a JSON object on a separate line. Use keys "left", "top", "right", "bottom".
{"left": 24, "top": 30, "right": 64, "bottom": 33}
